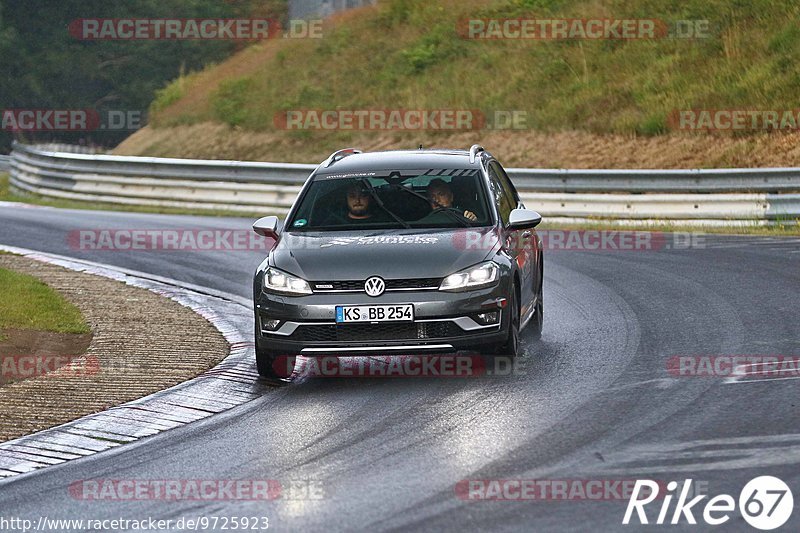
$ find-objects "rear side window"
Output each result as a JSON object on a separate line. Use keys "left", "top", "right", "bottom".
{"left": 491, "top": 161, "right": 520, "bottom": 205}
{"left": 488, "top": 162, "right": 515, "bottom": 225}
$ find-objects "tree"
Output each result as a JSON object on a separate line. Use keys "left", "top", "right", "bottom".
{"left": 0, "top": 0, "right": 287, "bottom": 152}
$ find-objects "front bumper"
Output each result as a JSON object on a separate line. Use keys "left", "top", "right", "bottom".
{"left": 254, "top": 282, "right": 510, "bottom": 356}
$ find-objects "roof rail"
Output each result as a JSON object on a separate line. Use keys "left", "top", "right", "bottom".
{"left": 324, "top": 148, "right": 363, "bottom": 167}
{"left": 468, "top": 144, "right": 485, "bottom": 164}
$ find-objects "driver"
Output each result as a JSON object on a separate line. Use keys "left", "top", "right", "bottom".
{"left": 426, "top": 178, "right": 477, "bottom": 221}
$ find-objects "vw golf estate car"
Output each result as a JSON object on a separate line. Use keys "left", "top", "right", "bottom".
{"left": 252, "top": 145, "right": 544, "bottom": 379}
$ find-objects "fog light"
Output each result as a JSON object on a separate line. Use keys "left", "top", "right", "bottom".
{"left": 262, "top": 317, "right": 282, "bottom": 331}
{"left": 475, "top": 311, "right": 500, "bottom": 325}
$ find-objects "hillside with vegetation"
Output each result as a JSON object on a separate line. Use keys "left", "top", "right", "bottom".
{"left": 115, "top": 0, "right": 800, "bottom": 168}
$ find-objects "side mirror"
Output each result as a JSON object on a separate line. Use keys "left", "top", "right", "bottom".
{"left": 252, "top": 216, "right": 281, "bottom": 241}
{"left": 508, "top": 209, "right": 542, "bottom": 230}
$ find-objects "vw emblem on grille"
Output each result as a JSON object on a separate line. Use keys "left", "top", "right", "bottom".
{"left": 364, "top": 276, "right": 385, "bottom": 297}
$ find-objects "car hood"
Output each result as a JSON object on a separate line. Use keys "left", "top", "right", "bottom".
{"left": 271, "top": 228, "right": 499, "bottom": 281}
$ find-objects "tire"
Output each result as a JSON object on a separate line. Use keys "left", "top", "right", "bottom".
{"left": 530, "top": 262, "right": 543, "bottom": 340}
{"left": 255, "top": 324, "right": 296, "bottom": 380}
{"left": 493, "top": 283, "right": 520, "bottom": 358}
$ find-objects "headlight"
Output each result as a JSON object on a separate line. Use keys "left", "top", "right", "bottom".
{"left": 439, "top": 262, "right": 499, "bottom": 292}
{"left": 263, "top": 267, "right": 312, "bottom": 295}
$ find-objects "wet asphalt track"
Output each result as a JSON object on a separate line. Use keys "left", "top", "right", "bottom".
{"left": 0, "top": 203, "right": 799, "bottom": 532}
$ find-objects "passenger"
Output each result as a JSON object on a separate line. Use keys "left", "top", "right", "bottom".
{"left": 346, "top": 183, "right": 374, "bottom": 220}
{"left": 320, "top": 182, "right": 384, "bottom": 225}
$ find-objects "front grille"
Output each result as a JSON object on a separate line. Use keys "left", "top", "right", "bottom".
{"left": 312, "top": 278, "right": 440, "bottom": 292}
{"left": 386, "top": 278, "right": 440, "bottom": 290}
{"left": 314, "top": 280, "right": 363, "bottom": 291}
{"left": 292, "top": 321, "right": 462, "bottom": 342}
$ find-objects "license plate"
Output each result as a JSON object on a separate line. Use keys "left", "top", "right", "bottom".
{"left": 336, "top": 304, "right": 414, "bottom": 323}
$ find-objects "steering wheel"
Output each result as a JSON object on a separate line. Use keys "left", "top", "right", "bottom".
{"left": 430, "top": 206, "right": 473, "bottom": 221}
{"left": 432, "top": 206, "right": 464, "bottom": 215}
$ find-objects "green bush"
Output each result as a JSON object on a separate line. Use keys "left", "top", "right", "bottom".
{"left": 211, "top": 78, "right": 255, "bottom": 127}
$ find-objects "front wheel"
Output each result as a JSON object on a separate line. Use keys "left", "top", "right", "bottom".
{"left": 530, "top": 269, "right": 543, "bottom": 340}
{"left": 255, "top": 329, "right": 296, "bottom": 379}
{"left": 491, "top": 284, "right": 520, "bottom": 358}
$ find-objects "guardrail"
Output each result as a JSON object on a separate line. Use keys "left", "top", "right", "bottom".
{"left": 8, "top": 142, "right": 800, "bottom": 224}
{"left": 0, "top": 155, "right": 9, "bottom": 171}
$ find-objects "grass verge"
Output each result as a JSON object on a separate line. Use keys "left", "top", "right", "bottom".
{"left": 0, "top": 266, "right": 91, "bottom": 340}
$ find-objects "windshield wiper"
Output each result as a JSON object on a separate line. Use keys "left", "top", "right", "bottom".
{"left": 358, "top": 178, "right": 411, "bottom": 229}
{"left": 388, "top": 183, "right": 472, "bottom": 227}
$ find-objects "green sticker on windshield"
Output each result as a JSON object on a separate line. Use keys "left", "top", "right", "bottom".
{"left": 294, "top": 219, "right": 307, "bottom": 227}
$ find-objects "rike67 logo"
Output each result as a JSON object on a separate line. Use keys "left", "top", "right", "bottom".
{"left": 623, "top": 477, "right": 794, "bottom": 530}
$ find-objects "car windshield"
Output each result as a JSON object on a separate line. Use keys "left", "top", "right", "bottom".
{"left": 286, "top": 169, "right": 493, "bottom": 231}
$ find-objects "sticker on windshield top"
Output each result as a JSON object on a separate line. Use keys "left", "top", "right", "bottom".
{"left": 320, "top": 236, "right": 439, "bottom": 248}
{"left": 320, "top": 172, "right": 377, "bottom": 179}
{"left": 294, "top": 219, "right": 307, "bottom": 227}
